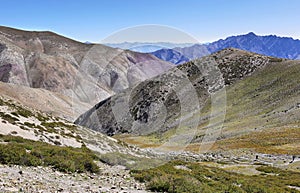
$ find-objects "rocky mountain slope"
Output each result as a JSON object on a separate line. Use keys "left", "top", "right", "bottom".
{"left": 110, "top": 48, "right": 300, "bottom": 156}
{"left": 152, "top": 32, "right": 300, "bottom": 64}
{"left": 75, "top": 48, "right": 272, "bottom": 138}
{"left": 0, "top": 26, "right": 173, "bottom": 107}
{"left": 0, "top": 82, "right": 90, "bottom": 121}
{"left": 204, "top": 57, "right": 300, "bottom": 154}
{"left": 75, "top": 47, "right": 300, "bottom": 155}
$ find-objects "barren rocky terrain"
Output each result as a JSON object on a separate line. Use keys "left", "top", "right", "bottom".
{"left": 0, "top": 162, "right": 148, "bottom": 193}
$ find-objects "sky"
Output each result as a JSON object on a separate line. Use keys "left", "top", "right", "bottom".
{"left": 1, "top": 0, "right": 300, "bottom": 43}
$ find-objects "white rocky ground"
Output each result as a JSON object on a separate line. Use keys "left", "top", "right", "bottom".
{"left": 0, "top": 96, "right": 145, "bottom": 155}
{"left": 0, "top": 109, "right": 82, "bottom": 148}
{"left": 0, "top": 96, "right": 153, "bottom": 192}
{"left": 0, "top": 162, "right": 149, "bottom": 193}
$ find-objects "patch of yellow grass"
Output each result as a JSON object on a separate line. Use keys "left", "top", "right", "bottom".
{"left": 198, "top": 162, "right": 262, "bottom": 176}
{"left": 114, "top": 134, "right": 161, "bottom": 148}
{"left": 115, "top": 126, "right": 300, "bottom": 155}
{"left": 212, "top": 127, "right": 300, "bottom": 155}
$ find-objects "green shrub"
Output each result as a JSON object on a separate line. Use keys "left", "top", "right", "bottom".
{"left": 0, "top": 135, "right": 99, "bottom": 173}
{"left": 0, "top": 112, "right": 19, "bottom": 124}
{"left": 256, "top": 166, "right": 282, "bottom": 174}
{"left": 23, "top": 122, "right": 36, "bottom": 128}
{"left": 41, "top": 121, "right": 76, "bottom": 130}
{"left": 11, "top": 112, "right": 19, "bottom": 117}
{"left": 16, "top": 108, "right": 34, "bottom": 118}
{"left": 131, "top": 161, "right": 300, "bottom": 193}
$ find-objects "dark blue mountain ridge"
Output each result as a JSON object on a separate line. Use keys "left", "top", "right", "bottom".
{"left": 151, "top": 32, "right": 300, "bottom": 64}
{"left": 208, "top": 32, "right": 300, "bottom": 59}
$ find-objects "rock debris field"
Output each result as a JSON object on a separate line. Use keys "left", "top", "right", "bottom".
{"left": 0, "top": 162, "right": 149, "bottom": 193}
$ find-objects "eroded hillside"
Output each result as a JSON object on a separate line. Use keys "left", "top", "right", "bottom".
{"left": 0, "top": 26, "right": 173, "bottom": 113}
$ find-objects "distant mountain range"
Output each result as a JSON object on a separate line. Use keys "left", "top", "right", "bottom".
{"left": 151, "top": 32, "right": 300, "bottom": 64}
{"left": 104, "top": 42, "right": 195, "bottom": 53}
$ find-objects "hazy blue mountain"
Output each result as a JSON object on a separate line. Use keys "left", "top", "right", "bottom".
{"left": 207, "top": 32, "right": 300, "bottom": 59}
{"left": 173, "top": 44, "right": 211, "bottom": 60}
{"left": 151, "top": 32, "right": 300, "bottom": 64}
{"left": 151, "top": 49, "right": 189, "bottom": 65}
{"left": 104, "top": 42, "right": 194, "bottom": 53}
{"left": 151, "top": 44, "right": 211, "bottom": 65}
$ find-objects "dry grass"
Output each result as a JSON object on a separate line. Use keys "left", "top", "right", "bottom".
{"left": 198, "top": 162, "right": 262, "bottom": 176}
{"left": 212, "top": 127, "right": 300, "bottom": 155}
{"left": 115, "top": 126, "right": 300, "bottom": 156}
{"left": 114, "top": 134, "right": 161, "bottom": 148}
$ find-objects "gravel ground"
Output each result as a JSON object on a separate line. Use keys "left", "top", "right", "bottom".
{"left": 0, "top": 162, "right": 150, "bottom": 193}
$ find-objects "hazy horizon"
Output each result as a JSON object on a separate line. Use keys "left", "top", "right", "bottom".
{"left": 2, "top": 0, "right": 300, "bottom": 43}
{"left": 2, "top": 25, "right": 299, "bottom": 45}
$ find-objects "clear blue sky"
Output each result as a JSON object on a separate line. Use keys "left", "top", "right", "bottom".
{"left": 1, "top": 0, "right": 300, "bottom": 43}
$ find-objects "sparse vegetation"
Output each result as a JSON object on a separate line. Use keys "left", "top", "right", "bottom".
{"left": 119, "top": 59, "right": 300, "bottom": 155}
{"left": 23, "top": 122, "right": 36, "bottom": 128}
{"left": 16, "top": 107, "right": 34, "bottom": 118}
{"left": 213, "top": 127, "right": 300, "bottom": 155}
{"left": 0, "top": 112, "right": 19, "bottom": 124}
{"left": 0, "top": 134, "right": 99, "bottom": 173}
{"left": 0, "top": 98, "right": 34, "bottom": 119}
{"left": 132, "top": 160, "right": 300, "bottom": 193}
{"left": 41, "top": 121, "right": 76, "bottom": 130}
